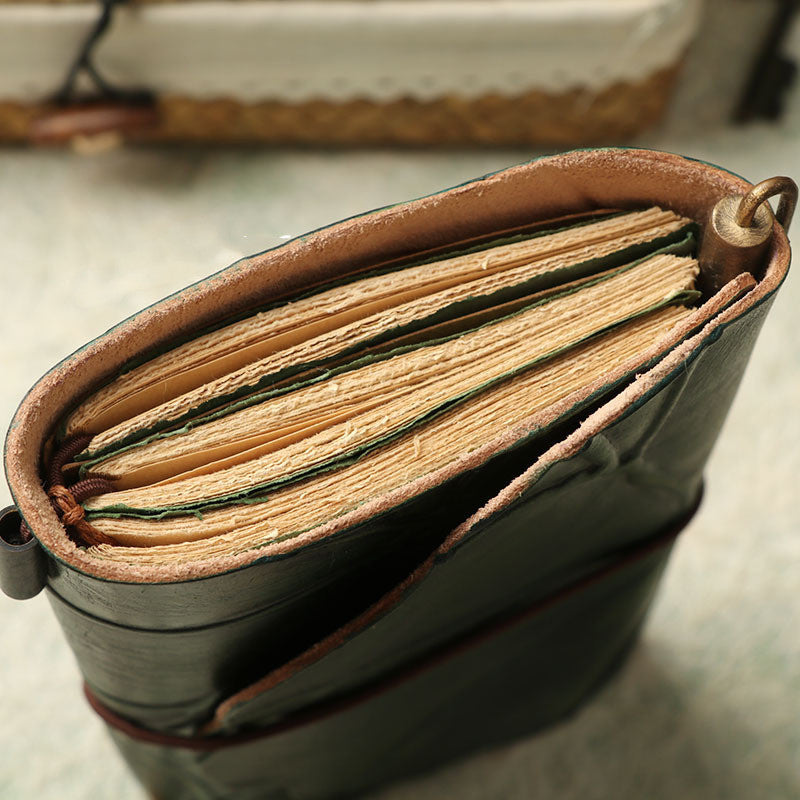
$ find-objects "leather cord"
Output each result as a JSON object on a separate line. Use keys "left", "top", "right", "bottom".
{"left": 19, "top": 434, "right": 117, "bottom": 547}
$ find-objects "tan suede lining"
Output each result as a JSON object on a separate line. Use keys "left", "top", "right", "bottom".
{"left": 4, "top": 149, "right": 791, "bottom": 583}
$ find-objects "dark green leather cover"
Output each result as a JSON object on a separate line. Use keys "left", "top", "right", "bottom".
{"left": 2, "top": 149, "right": 792, "bottom": 799}
{"left": 97, "top": 533, "right": 681, "bottom": 800}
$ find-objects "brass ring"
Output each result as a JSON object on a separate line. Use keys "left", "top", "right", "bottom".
{"left": 736, "top": 176, "right": 798, "bottom": 230}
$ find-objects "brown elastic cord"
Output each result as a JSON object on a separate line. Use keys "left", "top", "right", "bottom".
{"left": 20, "top": 434, "right": 118, "bottom": 548}
{"left": 47, "top": 433, "right": 94, "bottom": 488}
{"left": 47, "top": 484, "right": 117, "bottom": 547}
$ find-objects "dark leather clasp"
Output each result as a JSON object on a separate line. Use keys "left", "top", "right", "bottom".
{"left": 0, "top": 505, "right": 47, "bottom": 600}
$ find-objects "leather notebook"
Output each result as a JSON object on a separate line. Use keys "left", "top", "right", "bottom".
{"left": 1, "top": 148, "right": 794, "bottom": 800}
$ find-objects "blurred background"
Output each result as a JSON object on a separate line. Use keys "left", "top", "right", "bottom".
{"left": 1, "top": 0, "right": 799, "bottom": 798}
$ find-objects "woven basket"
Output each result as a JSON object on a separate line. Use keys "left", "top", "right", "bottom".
{"left": 0, "top": 65, "right": 680, "bottom": 146}
{"left": 0, "top": 0, "right": 695, "bottom": 145}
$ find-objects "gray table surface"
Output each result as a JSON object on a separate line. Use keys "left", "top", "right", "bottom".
{"left": 2, "top": 3, "right": 799, "bottom": 798}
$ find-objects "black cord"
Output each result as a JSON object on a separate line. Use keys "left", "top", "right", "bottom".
{"left": 733, "top": 0, "right": 799, "bottom": 122}
{"left": 53, "top": 0, "right": 154, "bottom": 106}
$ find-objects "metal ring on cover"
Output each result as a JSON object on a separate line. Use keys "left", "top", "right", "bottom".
{"left": 736, "top": 176, "right": 798, "bottom": 230}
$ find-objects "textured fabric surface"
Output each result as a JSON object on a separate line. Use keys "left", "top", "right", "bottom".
{"left": 0, "top": 0, "right": 699, "bottom": 102}
{"left": 0, "top": 67, "right": 681, "bottom": 145}
{"left": 1, "top": 8, "right": 799, "bottom": 800}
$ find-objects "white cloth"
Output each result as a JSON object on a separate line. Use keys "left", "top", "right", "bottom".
{"left": 0, "top": 0, "right": 699, "bottom": 102}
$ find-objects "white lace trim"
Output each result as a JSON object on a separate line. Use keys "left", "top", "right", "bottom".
{"left": 0, "top": 0, "right": 700, "bottom": 103}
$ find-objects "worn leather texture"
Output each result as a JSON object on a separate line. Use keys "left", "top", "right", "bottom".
{"left": 99, "top": 534, "right": 680, "bottom": 800}
{"left": 2, "top": 149, "right": 792, "bottom": 799}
